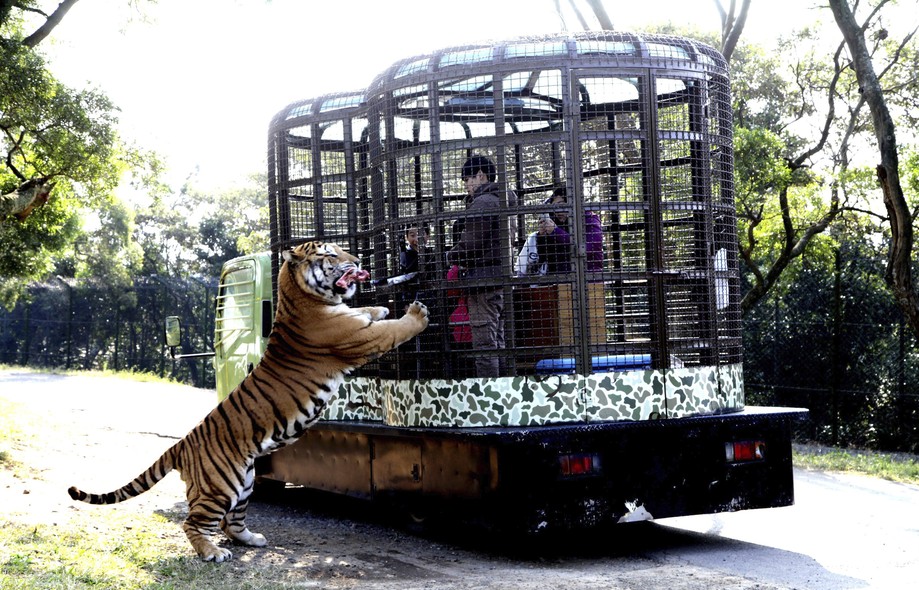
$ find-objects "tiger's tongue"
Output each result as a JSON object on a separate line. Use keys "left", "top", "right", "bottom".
{"left": 336, "top": 268, "right": 370, "bottom": 289}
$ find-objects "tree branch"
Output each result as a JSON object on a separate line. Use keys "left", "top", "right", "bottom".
{"left": 583, "top": 0, "right": 613, "bottom": 30}
{"left": 718, "top": 0, "right": 751, "bottom": 62}
{"left": 566, "top": 0, "right": 592, "bottom": 30}
{"left": 21, "top": 0, "right": 81, "bottom": 48}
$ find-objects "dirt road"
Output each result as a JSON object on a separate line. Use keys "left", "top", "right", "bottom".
{"left": 2, "top": 370, "right": 917, "bottom": 589}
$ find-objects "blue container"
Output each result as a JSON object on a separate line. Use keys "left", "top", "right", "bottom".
{"left": 535, "top": 354, "right": 652, "bottom": 375}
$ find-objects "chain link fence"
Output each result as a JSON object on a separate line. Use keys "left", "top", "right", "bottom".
{"left": 0, "top": 276, "right": 218, "bottom": 388}
{"left": 743, "top": 250, "right": 919, "bottom": 454}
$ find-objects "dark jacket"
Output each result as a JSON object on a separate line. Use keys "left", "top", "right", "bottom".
{"left": 448, "top": 182, "right": 505, "bottom": 281}
{"left": 536, "top": 225, "right": 572, "bottom": 274}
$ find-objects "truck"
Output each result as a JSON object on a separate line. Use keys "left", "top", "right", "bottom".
{"left": 171, "top": 31, "right": 806, "bottom": 531}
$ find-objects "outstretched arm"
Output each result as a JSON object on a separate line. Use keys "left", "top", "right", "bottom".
{"left": 330, "top": 301, "right": 429, "bottom": 362}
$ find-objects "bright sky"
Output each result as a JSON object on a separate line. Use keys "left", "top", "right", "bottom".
{"left": 42, "top": 0, "right": 817, "bottom": 195}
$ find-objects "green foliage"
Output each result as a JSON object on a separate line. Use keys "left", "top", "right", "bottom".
{"left": 733, "top": 127, "right": 792, "bottom": 198}
{"left": 730, "top": 43, "right": 790, "bottom": 132}
{"left": 744, "top": 218, "right": 919, "bottom": 452}
{"left": 188, "top": 176, "right": 270, "bottom": 274}
{"left": 0, "top": 38, "right": 119, "bottom": 197}
{"left": 902, "top": 149, "right": 919, "bottom": 208}
{"left": 135, "top": 174, "right": 269, "bottom": 277}
{"left": 70, "top": 199, "right": 144, "bottom": 286}
{"left": 0, "top": 194, "right": 81, "bottom": 309}
{"left": 0, "top": 12, "right": 164, "bottom": 310}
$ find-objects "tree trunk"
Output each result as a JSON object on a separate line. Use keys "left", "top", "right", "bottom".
{"left": 714, "top": 0, "right": 752, "bottom": 62}
{"left": 828, "top": 0, "right": 919, "bottom": 340}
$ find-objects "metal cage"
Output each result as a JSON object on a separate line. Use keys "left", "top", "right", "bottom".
{"left": 268, "top": 32, "right": 740, "bottom": 392}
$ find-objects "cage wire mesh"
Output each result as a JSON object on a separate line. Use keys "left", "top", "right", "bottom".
{"left": 267, "top": 31, "right": 739, "bottom": 381}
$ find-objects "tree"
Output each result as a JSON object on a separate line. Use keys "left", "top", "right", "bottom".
{"left": 829, "top": 0, "right": 919, "bottom": 340}
{"left": 0, "top": 1, "right": 162, "bottom": 307}
{"left": 185, "top": 174, "right": 271, "bottom": 276}
{"left": 2, "top": 1, "right": 86, "bottom": 220}
{"left": 0, "top": 179, "right": 53, "bottom": 220}
{"left": 133, "top": 173, "right": 269, "bottom": 278}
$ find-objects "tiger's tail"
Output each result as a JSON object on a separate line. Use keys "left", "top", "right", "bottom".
{"left": 68, "top": 445, "right": 177, "bottom": 505}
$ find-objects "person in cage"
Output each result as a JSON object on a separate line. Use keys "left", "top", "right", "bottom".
{"left": 547, "top": 187, "right": 604, "bottom": 272}
{"left": 396, "top": 224, "right": 440, "bottom": 378}
{"left": 447, "top": 155, "right": 508, "bottom": 377}
{"left": 398, "top": 225, "right": 431, "bottom": 308}
{"left": 516, "top": 213, "right": 571, "bottom": 277}
{"left": 399, "top": 226, "right": 429, "bottom": 278}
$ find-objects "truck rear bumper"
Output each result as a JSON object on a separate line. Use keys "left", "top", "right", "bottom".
{"left": 259, "top": 407, "right": 808, "bottom": 531}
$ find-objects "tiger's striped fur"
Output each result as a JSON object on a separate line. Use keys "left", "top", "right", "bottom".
{"left": 68, "top": 241, "right": 428, "bottom": 562}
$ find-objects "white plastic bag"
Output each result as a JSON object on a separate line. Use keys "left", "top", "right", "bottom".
{"left": 515, "top": 231, "right": 546, "bottom": 277}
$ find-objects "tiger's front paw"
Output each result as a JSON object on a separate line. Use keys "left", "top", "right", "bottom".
{"left": 406, "top": 301, "right": 429, "bottom": 329}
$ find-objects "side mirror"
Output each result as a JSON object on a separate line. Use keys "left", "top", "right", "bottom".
{"left": 165, "top": 316, "right": 181, "bottom": 348}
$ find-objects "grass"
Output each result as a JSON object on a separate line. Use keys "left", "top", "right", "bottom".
{"left": 0, "top": 513, "right": 294, "bottom": 589}
{"left": 793, "top": 443, "right": 919, "bottom": 485}
{"left": 0, "top": 364, "right": 179, "bottom": 385}
{"left": 0, "top": 397, "right": 23, "bottom": 469}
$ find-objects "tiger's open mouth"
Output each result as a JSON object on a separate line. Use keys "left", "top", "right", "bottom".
{"left": 335, "top": 267, "right": 370, "bottom": 290}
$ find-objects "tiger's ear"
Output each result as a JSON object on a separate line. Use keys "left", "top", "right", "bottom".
{"left": 281, "top": 249, "right": 300, "bottom": 264}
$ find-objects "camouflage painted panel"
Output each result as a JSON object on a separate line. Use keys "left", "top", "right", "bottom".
{"left": 382, "top": 375, "right": 585, "bottom": 427}
{"left": 585, "top": 370, "right": 665, "bottom": 421}
{"left": 325, "top": 377, "right": 383, "bottom": 421}
{"left": 325, "top": 363, "right": 745, "bottom": 427}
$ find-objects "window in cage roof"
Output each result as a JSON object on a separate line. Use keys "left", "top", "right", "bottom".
{"left": 285, "top": 102, "right": 312, "bottom": 120}
{"left": 656, "top": 77, "right": 687, "bottom": 96}
{"left": 395, "top": 57, "right": 430, "bottom": 79}
{"left": 443, "top": 96, "right": 526, "bottom": 109}
{"left": 505, "top": 41, "right": 568, "bottom": 59}
{"left": 439, "top": 47, "right": 494, "bottom": 68}
{"left": 319, "top": 94, "right": 364, "bottom": 113}
{"left": 696, "top": 52, "right": 717, "bottom": 67}
{"left": 394, "top": 83, "right": 428, "bottom": 100}
{"left": 392, "top": 116, "right": 432, "bottom": 142}
{"left": 398, "top": 95, "right": 430, "bottom": 110}
{"left": 502, "top": 71, "right": 533, "bottom": 93}
{"left": 576, "top": 40, "right": 637, "bottom": 56}
{"left": 647, "top": 42, "right": 691, "bottom": 60}
{"left": 529, "top": 70, "right": 563, "bottom": 99}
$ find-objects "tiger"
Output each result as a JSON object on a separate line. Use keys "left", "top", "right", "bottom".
{"left": 68, "top": 241, "right": 429, "bottom": 562}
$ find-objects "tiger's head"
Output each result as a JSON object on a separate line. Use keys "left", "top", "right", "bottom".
{"left": 280, "top": 242, "right": 369, "bottom": 303}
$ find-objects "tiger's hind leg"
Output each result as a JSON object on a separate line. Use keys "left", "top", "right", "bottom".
{"left": 184, "top": 501, "right": 233, "bottom": 562}
{"left": 220, "top": 464, "right": 267, "bottom": 548}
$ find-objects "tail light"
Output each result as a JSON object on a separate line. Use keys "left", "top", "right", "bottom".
{"left": 725, "top": 440, "right": 766, "bottom": 463}
{"left": 559, "top": 452, "right": 602, "bottom": 477}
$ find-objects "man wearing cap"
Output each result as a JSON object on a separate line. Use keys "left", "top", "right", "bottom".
{"left": 448, "top": 155, "right": 508, "bottom": 377}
